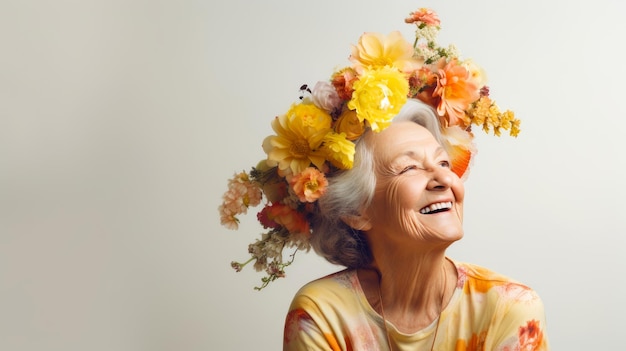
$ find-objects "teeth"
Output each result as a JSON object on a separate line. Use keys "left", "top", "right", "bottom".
{"left": 419, "top": 202, "right": 453, "bottom": 214}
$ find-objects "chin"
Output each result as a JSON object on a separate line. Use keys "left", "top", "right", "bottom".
{"left": 437, "top": 227, "right": 464, "bottom": 243}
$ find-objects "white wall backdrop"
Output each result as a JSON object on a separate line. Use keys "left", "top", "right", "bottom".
{"left": 2, "top": 0, "right": 625, "bottom": 350}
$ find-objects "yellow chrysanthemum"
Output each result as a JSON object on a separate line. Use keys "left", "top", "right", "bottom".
{"left": 322, "top": 132, "right": 355, "bottom": 170}
{"left": 350, "top": 31, "right": 421, "bottom": 73}
{"left": 262, "top": 103, "right": 332, "bottom": 175}
{"left": 347, "top": 66, "right": 409, "bottom": 132}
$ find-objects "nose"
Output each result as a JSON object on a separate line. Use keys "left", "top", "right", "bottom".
{"left": 427, "top": 167, "right": 453, "bottom": 191}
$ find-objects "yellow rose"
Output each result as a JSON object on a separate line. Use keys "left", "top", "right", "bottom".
{"left": 285, "top": 103, "right": 332, "bottom": 130}
{"left": 347, "top": 66, "right": 409, "bottom": 132}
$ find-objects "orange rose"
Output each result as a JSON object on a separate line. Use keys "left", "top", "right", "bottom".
{"left": 334, "top": 109, "right": 365, "bottom": 140}
{"left": 331, "top": 67, "right": 358, "bottom": 101}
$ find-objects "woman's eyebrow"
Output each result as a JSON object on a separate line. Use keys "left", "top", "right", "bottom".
{"left": 396, "top": 146, "right": 445, "bottom": 159}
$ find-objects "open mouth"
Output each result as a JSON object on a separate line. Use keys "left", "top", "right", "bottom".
{"left": 419, "top": 201, "right": 453, "bottom": 214}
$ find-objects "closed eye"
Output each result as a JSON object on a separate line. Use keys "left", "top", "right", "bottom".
{"left": 400, "top": 165, "right": 418, "bottom": 174}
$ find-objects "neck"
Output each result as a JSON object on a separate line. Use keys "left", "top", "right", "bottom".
{"left": 359, "top": 249, "right": 456, "bottom": 333}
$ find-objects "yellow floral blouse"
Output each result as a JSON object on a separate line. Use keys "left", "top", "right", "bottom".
{"left": 283, "top": 260, "right": 549, "bottom": 350}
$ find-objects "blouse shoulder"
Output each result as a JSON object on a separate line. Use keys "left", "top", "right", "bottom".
{"left": 289, "top": 269, "right": 361, "bottom": 308}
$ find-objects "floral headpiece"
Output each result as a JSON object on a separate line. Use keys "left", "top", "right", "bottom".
{"left": 219, "top": 7, "right": 520, "bottom": 290}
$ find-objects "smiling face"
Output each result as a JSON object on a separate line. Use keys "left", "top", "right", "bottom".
{"left": 360, "top": 121, "right": 465, "bottom": 249}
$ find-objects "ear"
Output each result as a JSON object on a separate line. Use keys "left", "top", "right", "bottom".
{"left": 341, "top": 213, "right": 372, "bottom": 231}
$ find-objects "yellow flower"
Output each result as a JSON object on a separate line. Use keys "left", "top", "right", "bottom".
{"left": 466, "top": 97, "right": 520, "bottom": 137}
{"left": 322, "top": 132, "right": 355, "bottom": 170}
{"left": 286, "top": 103, "right": 332, "bottom": 130}
{"left": 350, "top": 31, "right": 421, "bottom": 73}
{"left": 347, "top": 66, "right": 409, "bottom": 132}
{"left": 263, "top": 103, "right": 332, "bottom": 175}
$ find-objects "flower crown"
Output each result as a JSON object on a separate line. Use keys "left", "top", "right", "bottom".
{"left": 219, "top": 7, "right": 520, "bottom": 290}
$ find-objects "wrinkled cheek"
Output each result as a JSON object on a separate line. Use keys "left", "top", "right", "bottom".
{"left": 384, "top": 184, "right": 420, "bottom": 231}
{"left": 451, "top": 177, "right": 464, "bottom": 201}
{"left": 369, "top": 182, "right": 402, "bottom": 223}
{"left": 452, "top": 179, "right": 465, "bottom": 222}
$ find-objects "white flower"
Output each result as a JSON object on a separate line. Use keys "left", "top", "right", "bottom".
{"left": 311, "top": 81, "right": 342, "bottom": 113}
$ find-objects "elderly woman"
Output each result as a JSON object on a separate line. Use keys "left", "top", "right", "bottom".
{"left": 282, "top": 99, "right": 548, "bottom": 350}
{"left": 219, "top": 7, "right": 549, "bottom": 351}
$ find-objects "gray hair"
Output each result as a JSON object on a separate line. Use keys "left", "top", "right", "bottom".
{"left": 309, "top": 99, "right": 444, "bottom": 268}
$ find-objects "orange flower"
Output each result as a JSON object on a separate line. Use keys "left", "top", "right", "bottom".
{"left": 441, "top": 126, "right": 476, "bottom": 179}
{"left": 434, "top": 59, "right": 480, "bottom": 127}
{"left": 289, "top": 167, "right": 328, "bottom": 203}
{"left": 265, "top": 203, "right": 310, "bottom": 235}
{"left": 405, "top": 8, "right": 440, "bottom": 26}
{"left": 334, "top": 109, "right": 365, "bottom": 141}
{"left": 331, "top": 67, "right": 358, "bottom": 101}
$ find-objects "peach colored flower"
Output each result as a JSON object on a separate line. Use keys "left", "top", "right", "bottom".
{"left": 333, "top": 109, "right": 365, "bottom": 140}
{"left": 349, "top": 31, "right": 420, "bottom": 74}
{"left": 288, "top": 167, "right": 328, "bottom": 202}
{"left": 434, "top": 59, "right": 479, "bottom": 126}
{"left": 219, "top": 204, "right": 239, "bottom": 230}
{"left": 218, "top": 172, "right": 263, "bottom": 230}
{"left": 405, "top": 8, "right": 440, "bottom": 26}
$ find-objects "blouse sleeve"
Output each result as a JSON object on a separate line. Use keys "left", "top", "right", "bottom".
{"left": 490, "top": 286, "right": 550, "bottom": 351}
{"left": 283, "top": 296, "right": 344, "bottom": 351}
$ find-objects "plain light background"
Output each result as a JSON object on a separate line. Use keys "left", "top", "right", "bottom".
{"left": 1, "top": 0, "right": 625, "bottom": 350}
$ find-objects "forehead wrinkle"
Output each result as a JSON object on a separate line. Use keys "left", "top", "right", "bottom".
{"left": 391, "top": 145, "right": 446, "bottom": 166}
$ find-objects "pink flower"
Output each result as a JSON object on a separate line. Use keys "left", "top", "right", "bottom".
{"left": 405, "top": 8, "right": 440, "bottom": 26}
{"left": 289, "top": 167, "right": 328, "bottom": 202}
{"left": 219, "top": 204, "right": 239, "bottom": 230}
{"left": 218, "top": 172, "right": 263, "bottom": 230}
{"left": 311, "top": 81, "right": 342, "bottom": 114}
